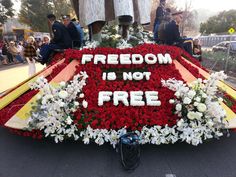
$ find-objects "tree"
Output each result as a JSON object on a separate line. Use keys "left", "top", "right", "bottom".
{"left": 50, "top": 0, "right": 74, "bottom": 19}
{"left": 180, "top": 0, "right": 199, "bottom": 36}
{"left": 19, "top": 0, "right": 53, "bottom": 32}
{"left": 18, "top": 0, "right": 74, "bottom": 32}
{"left": 200, "top": 10, "right": 236, "bottom": 35}
{"left": 0, "top": 0, "right": 14, "bottom": 24}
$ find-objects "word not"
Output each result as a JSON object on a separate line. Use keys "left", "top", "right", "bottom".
{"left": 98, "top": 91, "right": 161, "bottom": 106}
{"left": 82, "top": 53, "right": 172, "bottom": 65}
{"left": 102, "top": 72, "right": 152, "bottom": 81}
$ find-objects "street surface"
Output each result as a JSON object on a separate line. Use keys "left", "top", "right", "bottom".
{"left": 0, "top": 62, "right": 236, "bottom": 177}
{"left": 0, "top": 127, "right": 236, "bottom": 177}
{"left": 0, "top": 63, "right": 45, "bottom": 93}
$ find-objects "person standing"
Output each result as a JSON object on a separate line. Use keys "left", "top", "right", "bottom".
{"left": 24, "top": 36, "right": 38, "bottom": 76}
{"left": 153, "top": 0, "right": 166, "bottom": 42}
{"left": 37, "top": 14, "right": 72, "bottom": 64}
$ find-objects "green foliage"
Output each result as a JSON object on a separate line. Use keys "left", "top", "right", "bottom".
{"left": 0, "top": 0, "right": 14, "bottom": 24}
{"left": 18, "top": 0, "right": 74, "bottom": 32}
{"left": 201, "top": 50, "right": 236, "bottom": 75}
{"left": 200, "top": 10, "right": 236, "bottom": 34}
{"left": 19, "top": 0, "right": 53, "bottom": 32}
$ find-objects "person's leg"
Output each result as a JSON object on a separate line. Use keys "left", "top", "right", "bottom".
{"left": 7, "top": 53, "right": 14, "bottom": 63}
{"left": 39, "top": 44, "right": 63, "bottom": 64}
{"left": 153, "top": 23, "right": 159, "bottom": 43}
{"left": 183, "top": 39, "right": 193, "bottom": 55}
{"left": 2, "top": 55, "right": 8, "bottom": 64}
{"left": 29, "top": 59, "right": 36, "bottom": 76}
{"left": 15, "top": 55, "right": 25, "bottom": 63}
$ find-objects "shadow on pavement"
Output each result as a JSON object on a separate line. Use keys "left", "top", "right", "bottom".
{"left": 1, "top": 127, "right": 236, "bottom": 177}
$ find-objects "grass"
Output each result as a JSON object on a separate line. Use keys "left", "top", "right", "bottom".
{"left": 201, "top": 51, "right": 236, "bottom": 76}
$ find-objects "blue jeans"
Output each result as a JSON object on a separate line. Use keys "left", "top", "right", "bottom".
{"left": 40, "top": 44, "right": 64, "bottom": 64}
{"left": 15, "top": 55, "right": 24, "bottom": 63}
{"left": 153, "top": 22, "right": 160, "bottom": 43}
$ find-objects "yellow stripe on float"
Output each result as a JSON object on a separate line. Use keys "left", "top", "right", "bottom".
{"left": 173, "top": 60, "right": 196, "bottom": 84}
{"left": 182, "top": 57, "right": 236, "bottom": 100}
{"left": 4, "top": 59, "right": 79, "bottom": 129}
{"left": 0, "top": 59, "right": 66, "bottom": 110}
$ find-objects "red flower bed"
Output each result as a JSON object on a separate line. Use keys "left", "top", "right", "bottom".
{"left": 64, "top": 44, "right": 189, "bottom": 130}
{"left": 0, "top": 44, "right": 206, "bottom": 137}
{"left": 224, "top": 94, "right": 236, "bottom": 113}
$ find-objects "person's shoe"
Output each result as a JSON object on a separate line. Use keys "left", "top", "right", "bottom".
{"left": 33, "top": 56, "right": 43, "bottom": 64}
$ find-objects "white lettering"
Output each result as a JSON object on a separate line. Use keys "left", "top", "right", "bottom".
{"left": 145, "top": 91, "right": 161, "bottom": 106}
{"left": 98, "top": 91, "right": 112, "bottom": 106}
{"left": 130, "top": 91, "right": 145, "bottom": 106}
{"left": 81, "top": 54, "right": 93, "bottom": 64}
{"left": 113, "top": 91, "right": 129, "bottom": 106}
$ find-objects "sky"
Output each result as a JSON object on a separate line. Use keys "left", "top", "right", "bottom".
{"left": 175, "top": 0, "right": 236, "bottom": 11}
{"left": 13, "top": 0, "right": 21, "bottom": 13}
{"left": 12, "top": 0, "right": 236, "bottom": 13}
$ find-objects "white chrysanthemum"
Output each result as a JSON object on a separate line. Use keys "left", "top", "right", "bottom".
{"left": 183, "top": 97, "right": 192, "bottom": 105}
{"left": 187, "top": 111, "right": 196, "bottom": 120}
{"left": 176, "top": 104, "right": 182, "bottom": 111}
{"left": 197, "top": 103, "right": 207, "bottom": 112}
{"left": 195, "top": 97, "right": 201, "bottom": 102}
{"left": 66, "top": 116, "right": 73, "bottom": 125}
{"left": 74, "top": 101, "right": 79, "bottom": 106}
{"left": 195, "top": 112, "right": 203, "bottom": 120}
{"left": 202, "top": 93, "right": 207, "bottom": 98}
{"left": 175, "top": 91, "right": 180, "bottom": 98}
{"left": 169, "top": 99, "right": 175, "bottom": 104}
{"left": 79, "top": 93, "right": 85, "bottom": 98}
{"left": 193, "top": 102, "right": 199, "bottom": 107}
{"left": 82, "top": 100, "right": 88, "bottom": 108}
{"left": 187, "top": 90, "right": 196, "bottom": 98}
{"left": 59, "top": 81, "right": 66, "bottom": 87}
{"left": 177, "top": 119, "right": 184, "bottom": 127}
{"left": 58, "top": 90, "right": 68, "bottom": 99}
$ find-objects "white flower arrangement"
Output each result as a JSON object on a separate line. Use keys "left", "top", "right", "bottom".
{"left": 83, "top": 41, "right": 100, "bottom": 49}
{"left": 28, "top": 71, "right": 88, "bottom": 143}
{"left": 161, "top": 71, "right": 228, "bottom": 145}
{"left": 116, "top": 39, "right": 133, "bottom": 49}
{"left": 28, "top": 71, "right": 229, "bottom": 146}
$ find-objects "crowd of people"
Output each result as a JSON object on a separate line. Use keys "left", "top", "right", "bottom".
{"left": 0, "top": 14, "right": 84, "bottom": 76}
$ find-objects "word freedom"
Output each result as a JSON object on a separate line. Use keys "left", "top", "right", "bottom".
{"left": 81, "top": 53, "right": 172, "bottom": 65}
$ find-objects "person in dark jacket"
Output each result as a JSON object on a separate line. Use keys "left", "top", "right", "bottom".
{"left": 36, "top": 14, "right": 72, "bottom": 64}
{"left": 71, "top": 18, "right": 84, "bottom": 47}
{"left": 62, "top": 15, "right": 81, "bottom": 48}
{"left": 161, "top": 11, "right": 182, "bottom": 45}
{"left": 161, "top": 11, "right": 193, "bottom": 55}
{"left": 153, "top": 0, "right": 166, "bottom": 42}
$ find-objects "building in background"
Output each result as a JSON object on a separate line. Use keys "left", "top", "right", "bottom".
{"left": 0, "top": 18, "right": 33, "bottom": 41}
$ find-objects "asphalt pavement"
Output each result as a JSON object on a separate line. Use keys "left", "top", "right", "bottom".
{"left": 1, "top": 127, "right": 236, "bottom": 177}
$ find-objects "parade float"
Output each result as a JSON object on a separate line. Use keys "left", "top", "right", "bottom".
{"left": 0, "top": 35, "right": 236, "bottom": 146}
{"left": 1, "top": 0, "right": 236, "bottom": 147}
